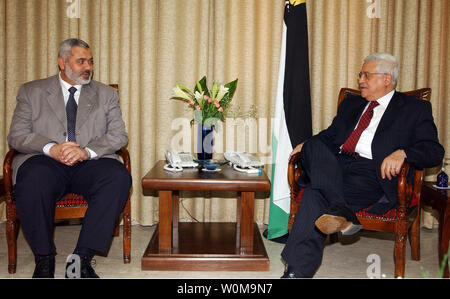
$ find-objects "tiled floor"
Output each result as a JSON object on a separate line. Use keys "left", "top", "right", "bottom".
{"left": 0, "top": 222, "right": 445, "bottom": 279}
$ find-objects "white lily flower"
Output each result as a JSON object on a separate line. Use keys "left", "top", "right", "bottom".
{"left": 172, "top": 85, "right": 192, "bottom": 101}
{"left": 215, "top": 85, "right": 229, "bottom": 102}
{"left": 194, "top": 91, "right": 204, "bottom": 100}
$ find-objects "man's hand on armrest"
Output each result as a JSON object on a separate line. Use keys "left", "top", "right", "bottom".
{"left": 290, "top": 142, "right": 305, "bottom": 159}
{"left": 380, "top": 149, "right": 407, "bottom": 180}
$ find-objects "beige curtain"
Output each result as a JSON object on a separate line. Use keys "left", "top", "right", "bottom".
{"left": 1, "top": 0, "right": 448, "bottom": 227}
{"left": 0, "top": 0, "right": 284, "bottom": 225}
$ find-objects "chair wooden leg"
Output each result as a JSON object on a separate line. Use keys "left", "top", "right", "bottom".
{"left": 394, "top": 227, "right": 407, "bottom": 278}
{"left": 409, "top": 213, "right": 421, "bottom": 261}
{"left": 438, "top": 204, "right": 449, "bottom": 278}
{"left": 122, "top": 199, "right": 131, "bottom": 263}
{"left": 6, "top": 218, "right": 18, "bottom": 274}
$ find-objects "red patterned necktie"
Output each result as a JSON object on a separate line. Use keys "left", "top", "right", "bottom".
{"left": 341, "top": 100, "right": 379, "bottom": 156}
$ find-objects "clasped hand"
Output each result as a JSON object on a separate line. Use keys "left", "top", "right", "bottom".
{"left": 49, "top": 142, "right": 89, "bottom": 166}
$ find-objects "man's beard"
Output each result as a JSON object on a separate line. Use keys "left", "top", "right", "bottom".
{"left": 65, "top": 62, "right": 92, "bottom": 85}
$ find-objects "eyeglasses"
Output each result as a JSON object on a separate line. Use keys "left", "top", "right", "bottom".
{"left": 358, "top": 71, "right": 386, "bottom": 80}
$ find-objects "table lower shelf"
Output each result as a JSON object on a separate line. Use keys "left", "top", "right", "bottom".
{"left": 141, "top": 222, "right": 270, "bottom": 271}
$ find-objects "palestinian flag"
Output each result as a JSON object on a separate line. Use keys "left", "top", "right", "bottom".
{"left": 265, "top": 0, "right": 312, "bottom": 242}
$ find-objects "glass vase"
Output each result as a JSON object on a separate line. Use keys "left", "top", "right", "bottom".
{"left": 196, "top": 123, "right": 214, "bottom": 160}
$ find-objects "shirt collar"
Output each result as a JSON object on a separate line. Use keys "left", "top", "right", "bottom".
{"left": 58, "top": 72, "right": 82, "bottom": 94}
{"left": 375, "top": 89, "right": 395, "bottom": 108}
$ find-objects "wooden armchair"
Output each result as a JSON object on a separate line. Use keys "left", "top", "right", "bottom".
{"left": 288, "top": 87, "right": 431, "bottom": 278}
{"left": 2, "top": 84, "right": 132, "bottom": 274}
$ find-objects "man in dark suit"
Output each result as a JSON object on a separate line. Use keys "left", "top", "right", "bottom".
{"left": 7, "top": 38, "right": 132, "bottom": 278}
{"left": 281, "top": 53, "right": 444, "bottom": 278}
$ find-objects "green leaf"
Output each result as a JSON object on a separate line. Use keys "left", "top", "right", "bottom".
{"left": 196, "top": 81, "right": 203, "bottom": 93}
{"left": 170, "top": 97, "right": 189, "bottom": 102}
{"left": 212, "top": 82, "right": 218, "bottom": 99}
{"left": 177, "top": 84, "right": 192, "bottom": 92}
{"left": 176, "top": 84, "right": 194, "bottom": 98}
{"left": 194, "top": 76, "right": 210, "bottom": 97}
{"left": 219, "top": 78, "right": 238, "bottom": 109}
{"left": 224, "top": 78, "right": 238, "bottom": 100}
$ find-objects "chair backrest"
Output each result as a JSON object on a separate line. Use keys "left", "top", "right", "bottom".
{"left": 337, "top": 87, "right": 431, "bottom": 108}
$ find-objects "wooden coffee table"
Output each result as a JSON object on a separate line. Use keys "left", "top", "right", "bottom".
{"left": 421, "top": 182, "right": 449, "bottom": 278}
{"left": 141, "top": 161, "right": 271, "bottom": 271}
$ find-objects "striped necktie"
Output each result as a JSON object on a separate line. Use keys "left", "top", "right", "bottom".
{"left": 341, "top": 101, "right": 379, "bottom": 157}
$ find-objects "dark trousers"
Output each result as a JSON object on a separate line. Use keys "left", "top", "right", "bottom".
{"left": 281, "top": 137, "right": 385, "bottom": 277}
{"left": 13, "top": 155, "right": 132, "bottom": 257}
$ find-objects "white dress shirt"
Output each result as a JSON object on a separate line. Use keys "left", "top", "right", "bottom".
{"left": 43, "top": 73, "right": 97, "bottom": 159}
{"left": 59, "top": 73, "right": 82, "bottom": 106}
{"left": 345, "top": 89, "right": 395, "bottom": 160}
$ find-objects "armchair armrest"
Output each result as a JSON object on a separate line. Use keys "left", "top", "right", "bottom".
{"left": 397, "top": 161, "right": 423, "bottom": 212}
{"left": 287, "top": 151, "right": 303, "bottom": 232}
{"left": 397, "top": 162, "right": 410, "bottom": 211}
{"left": 116, "top": 147, "right": 131, "bottom": 174}
{"left": 288, "top": 152, "right": 303, "bottom": 192}
{"left": 3, "top": 148, "right": 17, "bottom": 200}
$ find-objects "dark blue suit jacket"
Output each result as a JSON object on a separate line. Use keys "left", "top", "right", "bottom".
{"left": 316, "top": 91, "right": 444, "bottom": 212}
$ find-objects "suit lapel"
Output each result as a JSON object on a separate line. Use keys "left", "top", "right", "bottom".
{"left": 45, "top": 75, "right": 66, "bottom": 128}
{"left": 370, "top": 91, "right": 405, "bottom": 161}
{"left": 76, "top": 83, "right": 97, "bottom": 132}
{"left": 374, "top": 91, "right": 404, "bottom": 136}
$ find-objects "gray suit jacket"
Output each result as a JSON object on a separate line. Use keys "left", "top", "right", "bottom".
{"left": 7, "top": 75, "right": 128, "bottom": 184}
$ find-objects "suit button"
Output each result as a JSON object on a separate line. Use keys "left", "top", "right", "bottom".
{"left": 63, "top": 132, "right": 67, "bottom": 136}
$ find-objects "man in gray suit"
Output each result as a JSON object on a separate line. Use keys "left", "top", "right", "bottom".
{"left": 7, "top": 38, "right": 132, "bottom": 278}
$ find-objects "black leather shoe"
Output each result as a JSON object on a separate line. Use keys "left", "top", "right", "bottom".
{"left": 32, "top": 257, "right": 55, "bottom": 278}
{"left": 315, "top": 206, "right": 361, "bottom": 235}
{"left": 65, "top": 257, "right": 99, "bottom": 278}
{"left": 281, "top": 265, "right": 304, "bottom": 278}
{"left": 80, "top": 258, "right": 99, "bottom": 278}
